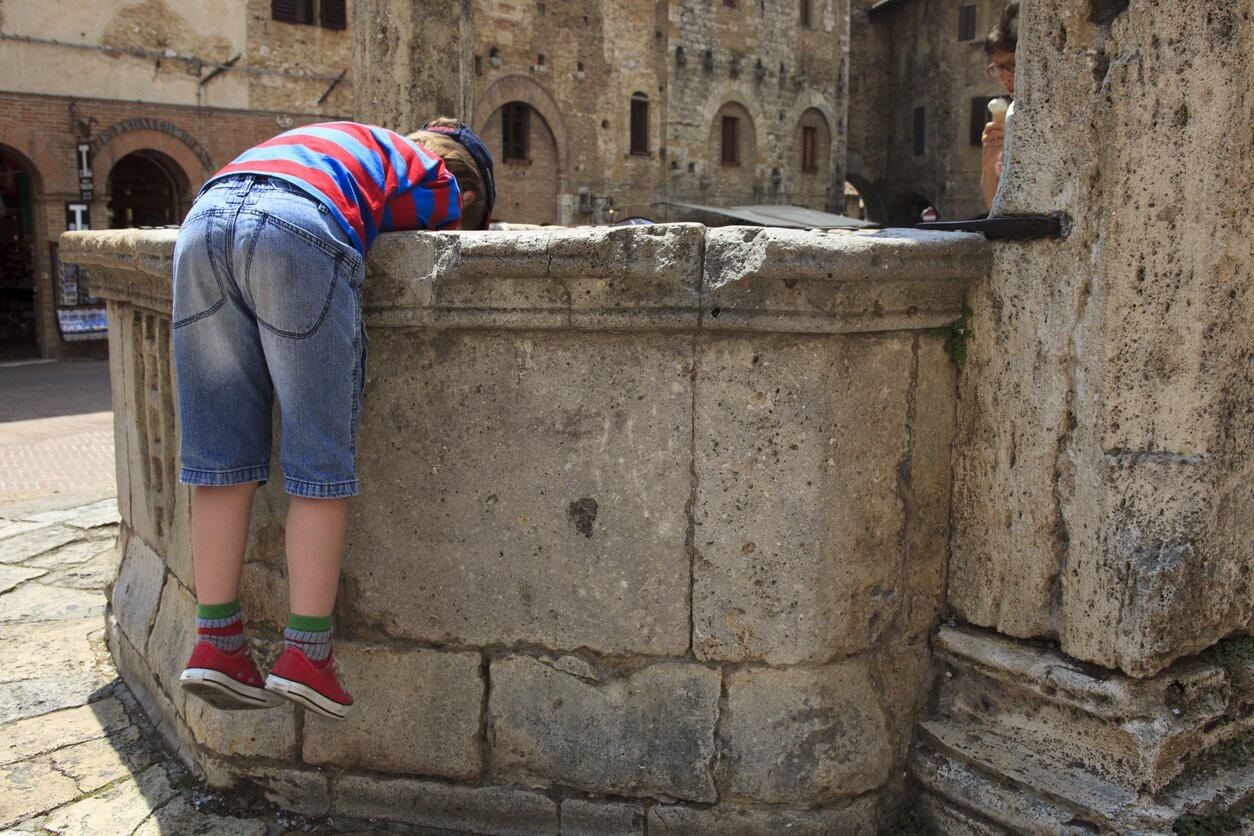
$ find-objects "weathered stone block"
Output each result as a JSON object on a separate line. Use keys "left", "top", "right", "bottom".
{"left": 719, "top": 659, "right": 893, "bottom": 802}
{"left": 334, "top": 773, "right": 559, "bottom": 834}
{"left": 184, "top": 697, "right": 298, "bottom": 760}
{"left": 145, "top": 574, "right": 196, "bottom": 716}
{"left": 489, "top": 656, "right": 721, "bottom": 802}
{"left": 693, "top": 334, "right": 912, "bottom": 663}
{"left": 647, "top": 795, "right": 877, "bottom": 835}
{"left": 560, "top": 798, "right": 645, "bottom": 835}
{"left": 303, "top": 643, "right": 483, "bottom": 780}
{"left": 345, "top": 330, "right": 693, "bottom": 656}
{"left": 239, "top": 767, "right": 331, "bottom": 817}
{"left": 110, "top": 532, "right": 165, "bottom": 649}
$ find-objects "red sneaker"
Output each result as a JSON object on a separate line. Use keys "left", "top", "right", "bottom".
{"left": 265, "top": 646, "right": 353, "bottom": 720}
{"left": 179, "top": 641, "right": 281, "bottom": 710}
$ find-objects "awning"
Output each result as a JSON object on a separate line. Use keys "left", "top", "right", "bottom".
{"left": 656, "top": 201, "right": 877, "bottom": 230}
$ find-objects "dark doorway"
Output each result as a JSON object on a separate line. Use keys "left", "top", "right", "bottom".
{"left": 0, "top": 146, "right": 38, "bottom": 358}
{"left": 889, "top": 192, "right": 937, "bottom": 227}
{"left": 108, "top": 151, "right": 186, "bottom": 228}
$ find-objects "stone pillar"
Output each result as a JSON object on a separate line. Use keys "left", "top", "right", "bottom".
{"left": 950, "top": 0, "right": 1253, "bottom": 677}
{"left": 352, "top": 0, "right": 474, "bottom": 131}
{"left": 919, "top": 2, "right": 1253, "bottom": 831}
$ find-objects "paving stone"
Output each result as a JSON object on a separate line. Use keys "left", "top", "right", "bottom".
{"left": 0, "top": 760, "right": 81, "bottom": 830}
{"left": 0, "top": 584, "right": 104, "bottom": 625}
{"left": 719, "top": 659, "right": 894, "bottom": 802}
{"left": 42, "top": 726, "right": 153, "bottom": 794}
{"left": 21, "top": 537, "right": 115, "bottom": 570}
{"left": 41, "top": 764, "right": 176, "bottom": 835}
{"left": 489, "top": 656, "right": 721, "bottom": 802}
{"left": 0, "top": 697, "right": 130, "bottom": 767}
{"left": 37, "top": 548, "right": 117, "bottom": 591}
{"left": 63, "top": 505, "right": 121, "bottom": 531}
{"left": 303, "top": 643, "right": 484, "bottom": 779}
{"left": 0, "top": 522, "right": 42, "bottom": 542}
{"left": 23, "top": 500, "right": 119, "bottom": 527}
{"left": 0, "top": 528, "right": 83, "bottom": 565}
{"left": 560, "top": 798, "right": 645, "bottom": 835}
{"left": 130, "top": 795, "right": 266, "bottom": 836}
{"left": 333, "top": 773, "right": 559, "bottom": 834}
{"left": 0, "top": 566, "right": 45, "bottom": 595}
{"left": 0, "top": 620, "right": 115, "bottom": 725}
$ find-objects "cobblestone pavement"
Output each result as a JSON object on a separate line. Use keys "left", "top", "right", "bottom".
{"left": 0, "top": 361, "right": 116, "bottom": 503}
{"left": 0, "top": 368, "right": 434, "bottom": 835}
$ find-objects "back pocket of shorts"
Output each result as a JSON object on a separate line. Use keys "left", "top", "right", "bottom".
{"left": 172, "top": 212, "right": 226, "bottom": 328}
{"left": 244, "top": 213, "right": 346, "bottom": 339}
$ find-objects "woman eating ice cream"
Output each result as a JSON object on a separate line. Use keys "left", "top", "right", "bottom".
{"left": 981, "top": 2, "right": 1019, "bottom": 210}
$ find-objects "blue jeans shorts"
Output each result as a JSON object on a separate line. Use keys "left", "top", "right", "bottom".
{"left": 172, "top": 175, "right": 368, "bottom": 499}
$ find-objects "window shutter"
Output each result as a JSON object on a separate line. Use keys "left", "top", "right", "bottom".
{"left": 913, "top": 107, "right": 926, "bottom": 156}
{"left": 630, "top": 95, "right": 649, "bottom": 155}
{"left": 272, "top": 0, "right": 299, "bottom": 23}
{"left": 958, "top": 5, "right": 977, "bottom": 41}
{"left": 722, "top": 116, "right": 739, "bottom": 165}
{"left": 321, "top": 0, "right": 348, "bottom": 29}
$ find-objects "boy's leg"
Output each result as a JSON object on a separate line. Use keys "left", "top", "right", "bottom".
{"left": 191, "top": 483, "right": 259, "bottom": 605}
{"left": 285, "top": 496, "right": 350, "bottom": 617}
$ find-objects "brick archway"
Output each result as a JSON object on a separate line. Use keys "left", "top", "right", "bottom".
{"left": 0, "top": 121, "right": 56, "bottom": 193}
{"left": 93, "top": 129, "right": 210, "bottom": 202}
{"left": 474, "top": 75, "right": 570, "bottom": 177}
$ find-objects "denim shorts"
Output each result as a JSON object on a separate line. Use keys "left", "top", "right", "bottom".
{"left": 171, "top": 175, "right": 368, "bottom": 499}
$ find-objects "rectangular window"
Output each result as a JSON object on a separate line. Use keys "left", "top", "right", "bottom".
{"left": 272, "top": 0, "right": 315, "bottom": 25}
{"left": 502, "top": 103, "right": 530, "bottom": 162}
{"left": 721, "top": 116, "right": 740, "bottom": 165}
{"left": 958, "top": 5, "right": 977, "bottom": 41}
{"left": 801, "top": 126, "right": 818, "bottom": 172}
{"left": 800, "top": 0, "right": 813, "bottom": 28}
{"left": 724, "top": 0, "right": 737, "bottom": 7}
{"left": 630, "top": 97, "right": 650, "bottom": 155}
{"left": 970, "top": 97, "right": 996, "bottom": 146}
{"left": 913, "top": 107, "right": 926, "bottom": 156}
{"left": 320, "top": 0, "right": 347, "bottom": 30}
{"left": 273, "top": 0, "right": 345, "bottom": 28}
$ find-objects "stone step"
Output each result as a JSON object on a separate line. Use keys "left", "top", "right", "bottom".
{"left": 932, "top": 626, "right": 1242, "bottom": 794}
{"left": 913, "top": 738, "right": 1102, "bottom": 834}
{"left": 916, "top": 719, "right": 1177, "bottom": 833}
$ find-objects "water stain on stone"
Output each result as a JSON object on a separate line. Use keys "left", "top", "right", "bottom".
{"left": 567, "top": 498, "right": 598, "bottom": 538}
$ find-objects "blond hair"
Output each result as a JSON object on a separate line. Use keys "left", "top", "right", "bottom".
{"left": 408, "top": 118, "right": 488, "bottom": 230}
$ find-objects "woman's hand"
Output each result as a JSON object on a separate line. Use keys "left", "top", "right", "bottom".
{"left": 982, "top": 121, "right": 1005, "bottom": 162}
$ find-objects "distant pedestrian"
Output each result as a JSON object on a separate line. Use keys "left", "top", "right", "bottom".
{"left": 172, "top": 119, "right": 495, "bottom": 720}
{"left": 981, "top": 1, "right": 1019, "bottom": 209}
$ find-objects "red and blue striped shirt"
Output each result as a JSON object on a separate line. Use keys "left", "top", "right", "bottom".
{"left": 207, "top": 122, "right": 462, "bottom": 254}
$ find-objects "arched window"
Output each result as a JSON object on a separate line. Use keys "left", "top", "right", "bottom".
{"left": 501, "top": 102, "right": 531, "bottom": 162}
{"left": 630, "top": 93, "right": 649, "bottom": 155}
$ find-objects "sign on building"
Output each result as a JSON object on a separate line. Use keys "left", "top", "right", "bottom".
{"left": 76, "top": 143, "right": 94, "bottom": 201}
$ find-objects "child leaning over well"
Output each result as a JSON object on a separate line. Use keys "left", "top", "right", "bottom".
{"left": 173, "top": 119, "right": 496, "bottom": 719}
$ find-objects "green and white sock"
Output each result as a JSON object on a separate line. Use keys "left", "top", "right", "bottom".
{"left": 285, "top": 613, "right": 333, "bottom": 662}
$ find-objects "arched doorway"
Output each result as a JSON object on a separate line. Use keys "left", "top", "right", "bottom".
{"left": 888, "top": 192, "right": 937, "bottom": 227}
{"left": 0, "top": 146, "right": 38, "bottom": 356}
{"left": 793, "top": 108, "right": 832, "bottom": 211}
{"left": 107, "top": 150, "right": 188, "bottom": 228}
{"left": 480, "top": 101, "right": 560, "bottom": 225}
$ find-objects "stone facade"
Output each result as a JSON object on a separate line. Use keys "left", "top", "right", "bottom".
{"left": 353, "top": 0, "right": 851, "bottom": 225}
{"left": 846, "top": 0, "right": 1011, "bottom": 223}
{"left": 0, "top": 0, "right": 351, "bottom": 359}
{"left": 60, "top": 222, "right": 985, "bottom": 832}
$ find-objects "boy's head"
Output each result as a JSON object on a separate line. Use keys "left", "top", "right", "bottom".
{"left": 408, "top": 117, "right": 496, "bottom": 230}
{"left": 984, "top": 1, "right": 1019, "bottom": 95}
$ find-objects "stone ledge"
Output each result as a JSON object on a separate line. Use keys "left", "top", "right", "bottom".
{"left": 60, "top": 225, "right": 985, "bottom": 334}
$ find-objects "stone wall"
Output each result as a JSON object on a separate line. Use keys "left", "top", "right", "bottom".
{"left": 950, "top": 0, "right": 1254, "bottom": 679}
{"left": 60, "top": 223, "right": 987, "bottom": 833}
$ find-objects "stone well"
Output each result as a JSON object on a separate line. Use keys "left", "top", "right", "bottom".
{"left": 60, "top": 224, "right": 987, "bottom": 833}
